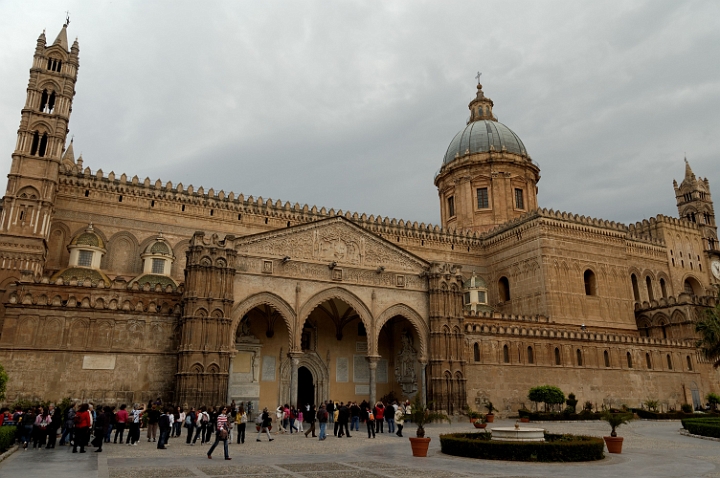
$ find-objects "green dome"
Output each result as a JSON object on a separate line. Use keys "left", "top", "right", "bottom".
{"left": 150, "top": 241, "right": 171, "bottom": 254}
{"left": 132, "top": 274, "right": 177, "bottom": 290}
{"left": 443, "top": 120, "right": 528, "bottom": 166}
{"left": 51, "top": 267, "right": 110, "bottom": 285}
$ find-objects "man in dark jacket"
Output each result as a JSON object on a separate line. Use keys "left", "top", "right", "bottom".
{"left": 146, "top": 405, "right": 160, "bottom": 442}
{"left": 91, "top": 407, "right": 109, "bottom": 452}
{"left": 157, "top": 408, "right": 171, "bottom": 449}
{"left": 337, "top": 402, "right": 351, "bottom": 438}
{"left": 303, "top": 405, "right": 317, "bottom": 438}
{"left": 46, "top": 403, "right": 63, "bottom": 448}
{"left": 316, "top": 404, "right": 328, "bottom": 441}
{"left": 350, "top": 402, "right": 361, "bottom": 432}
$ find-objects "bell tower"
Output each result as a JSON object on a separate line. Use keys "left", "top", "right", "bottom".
{"left": 674, "top": 159, "right": 717, "bottom": 252}
{"left": 0, "top": 22, "right": 79, "bottom": 277}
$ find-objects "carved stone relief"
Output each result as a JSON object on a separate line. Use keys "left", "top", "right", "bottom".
{"left": 395, "top": 329, "right": 418, "bottom": 394}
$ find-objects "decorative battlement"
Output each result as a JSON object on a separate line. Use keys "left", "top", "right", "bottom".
{"left": 58, "top": 165, "right": 486, "bottom": 246}
{"left": 633, "top": 293, "right": 717, "bottom": 312}
{"left": 56, "top": 164, "right": 696, "bottom": 253}
{"left": 7, "top": 274, "right": 182, "bottom": 314}
{"left": 464, "top": 317, "right": 696, "bottom": 349}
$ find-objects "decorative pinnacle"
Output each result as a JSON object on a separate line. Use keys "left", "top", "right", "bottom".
{"left": 475, "top": 71, "right": 482, "bottom": 85}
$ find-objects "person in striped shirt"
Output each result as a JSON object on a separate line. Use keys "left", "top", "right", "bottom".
{"left": 207, "top": 407, "right": 231, "bottom": 460}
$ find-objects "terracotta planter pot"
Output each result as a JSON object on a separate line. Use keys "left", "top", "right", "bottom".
{"left": 604, "top": 436, "right": 624, "bottom": 454}
{"left": 473, "top": 422, "right": 487, "bottom": 429}
{"left": 485, "top": 414, "right": 495, "bottom": 423}
{"left": 409, "top": 437, "right": 431, "bottom": 457}
{"left": 470, "top": 417, "right": 477, "bottom": 424}
{"left": 520, "top": 417, "right": 530, "bottom": 423}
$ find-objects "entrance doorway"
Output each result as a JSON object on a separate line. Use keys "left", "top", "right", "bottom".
{"left": 297, "top": 366, "right": 315, "bottom": 407}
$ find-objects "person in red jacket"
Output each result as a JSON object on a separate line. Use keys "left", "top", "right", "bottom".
{"left": 72, "top": 404, "right": 92, "bottom": 453}
{"left": 374, "top": 402, "right": 385, "bottom": 434}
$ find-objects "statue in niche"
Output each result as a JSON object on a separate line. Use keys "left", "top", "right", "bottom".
{"left": 252, "top": 352, "right": 258, "bottom": 382}
{"left": 395, "top": 329, "right": 418, "bottom": 395}
{"left": 239, "top": 316, "right": 251, "bottom": 336}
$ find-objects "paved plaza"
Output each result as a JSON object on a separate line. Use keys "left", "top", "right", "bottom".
{"left": 1, "top": 419, "right": 718, "bottom": 478}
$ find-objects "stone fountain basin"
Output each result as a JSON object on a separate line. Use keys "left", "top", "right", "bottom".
{"left": 490, "top": 427, "right": 545, "bottom": 442}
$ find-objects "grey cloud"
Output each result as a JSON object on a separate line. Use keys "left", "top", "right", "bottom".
{"left": 0, "top": 0, "right": 718, "bottom": 227}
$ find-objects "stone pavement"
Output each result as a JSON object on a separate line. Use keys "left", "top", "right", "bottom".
{"left": 1, "top": 419, "right": 718, "bottom": 478}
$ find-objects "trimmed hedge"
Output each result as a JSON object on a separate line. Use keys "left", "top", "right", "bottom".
{"left": 681, "top": 418, "right": 720, "bottom": 439}
{"left": 522, "top": 411, "right": 603, "bottom": 421}
{"left": 0, "top": 426, "right": 16, "bottom": 452}
{"left": 440, "top": 432, "right": 604, "bottom": 462}
{"left": 633, "top": 409, "right": 720, "bottom": 420}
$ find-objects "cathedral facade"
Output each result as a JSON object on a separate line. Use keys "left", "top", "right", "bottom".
{"left": 0, "top": 24, "right": 718, "bottom": 414}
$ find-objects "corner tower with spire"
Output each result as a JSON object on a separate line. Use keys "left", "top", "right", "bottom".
{"left": 674, "top": 159, "right": 717, "bottom": 252}
{"left": 0, "top": 22, "right": 79, "bottom": 280}
{"left": 434, "top": 80, "right": 540, "bottom": 233}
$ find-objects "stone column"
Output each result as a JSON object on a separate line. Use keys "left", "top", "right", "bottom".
{"left": 367, "top": 355, "right": 380, "bottom": 405}
{"left": 419, "top": 360, "right": 428, "bottom": 407}
{"left": 289, "top": 352, "right": 302, "bottom": 406}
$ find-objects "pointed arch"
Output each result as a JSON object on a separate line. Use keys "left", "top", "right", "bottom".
{"left": 374, "top": 303, "right": 428, "bottom": 359}
{"left": 231, "top": 291, "right": 296, "bottom": 351}
{"left": 298, "top": 287, "right": 373, "bottom": 351}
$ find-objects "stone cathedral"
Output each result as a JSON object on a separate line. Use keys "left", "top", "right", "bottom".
{"left": 0, "top": 24, "right": 718, "bottom": 414}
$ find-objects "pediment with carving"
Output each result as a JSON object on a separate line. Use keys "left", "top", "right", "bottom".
{"left": 234, "top": 216, "right": 428, "bottom": 274}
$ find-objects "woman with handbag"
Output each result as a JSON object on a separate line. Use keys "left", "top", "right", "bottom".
{"left": 207, "top": 407, "right": 231, "bottom": 460}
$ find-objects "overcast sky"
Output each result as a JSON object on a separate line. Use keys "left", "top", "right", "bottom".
{"left": 1, "top": 1, "right": 718, "bottom": 228}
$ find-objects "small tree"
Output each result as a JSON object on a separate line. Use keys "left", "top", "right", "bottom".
{"left": 528, "top": 385, "right": 565, "bottom": 412}
{"left": 601, "top": 410, "right": 633, "bottom": 437}
{"left": 565, "top": 393, "right": 578, "bottom": 414}
{"left": 409, "top": 393, "right": 450, "bottom": 438}
{"left": 707, "top": 393, "right": 720, "bottom": 411}
{"left": 0, "top": 363, "right": 7, "bottom": 403}
{"left": 644, "top": 399, "right": 659, "bottom": 412}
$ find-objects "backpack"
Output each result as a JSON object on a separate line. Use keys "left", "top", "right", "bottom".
{"left": 254, "top": 413, "right": 263, "bottom": 426}
{"left": 368, "top": 412, "right": 374, "bottom": 421}
{"left": 201, "top": 412, "right": 209, "bottom": 423}
{"left": 185, "top": 414, "right": 192, "bottom": 426}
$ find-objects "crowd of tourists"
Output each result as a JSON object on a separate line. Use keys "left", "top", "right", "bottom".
{"left": 0, "top": 397, "right": 413, "bottom": 460}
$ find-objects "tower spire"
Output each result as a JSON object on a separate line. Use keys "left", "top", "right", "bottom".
{"left": 684, "top": 156, "right": 695, "bottom": 182}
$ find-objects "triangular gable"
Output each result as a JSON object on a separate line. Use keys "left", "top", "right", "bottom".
{"left": 234, "top": 216, "right": 428, "bottom": 274}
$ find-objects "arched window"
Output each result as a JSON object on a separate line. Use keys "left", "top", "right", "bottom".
{"left": 584, "top": 269, "right": 597, "bottom": 295}
{"left": 646, "top": 353, "right": 652, "bottom": 369}
{"left": 604, "top": 350, "right": 610, "bottom": 368}
{"left": 631, "top": 274, "right": 640, "bottom": 301}
{"left": 660, "top": 278, "right": 667, "bottom": 299}
{"left": 30, "top": 131, "right": 39, "bottom": 155}
{"left": 646, "top": 276, "right": 654, "bottom": 302}
{"left": 38, "top": 132, "right": 48, "bottom": 157}
{"left": 554, "top": 347, "right": 561, "bottom": 365}
{"left": 527, "top": 346, "right": 534, "bottom": 364}
{"left": 576, "top": 349, "right": 583, "bottom": 366}
{"left": 627, "top": 352, "right": 633, "bottom": 368}
{"left": 661, "top": 323, "right": 667, "bottom": 339}
{"left": 686, "top": 355, "right": 692, "bottom": 371}
{"left": 666, "top": 354, "right": 673, "bottom": 370}
{"left": 473, "top": 343, "right": 480, "bottom": 362}
{"left": 503, "top": 344, "right": 510, "bottom": 363}
{"left": 498, "top": 276, "right": 510, "bottom": 302}
{"left": 40, "top": 89, "right": 48, "bottom": 112}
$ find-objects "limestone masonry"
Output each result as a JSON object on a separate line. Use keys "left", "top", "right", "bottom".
{"left": 0, "top": 23, "right": 718, "bottom": 414}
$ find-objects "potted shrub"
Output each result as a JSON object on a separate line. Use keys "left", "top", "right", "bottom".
{"left": 408, "top": 393, "right": 449, "bottom": 457}
{"left": 518, "top": 408, "right": 531, "bottom": 423}
{"left": 483, "top": 400, "right": 497, "bottom": 423}
{"left": 465, "top": 406, "right": 483, "bottom": 424}
{"left": 601, "top": 410, "right": 633, "bottom": 454}
{"left": 473, "top": 415, "right": 488, "bottom": 429}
